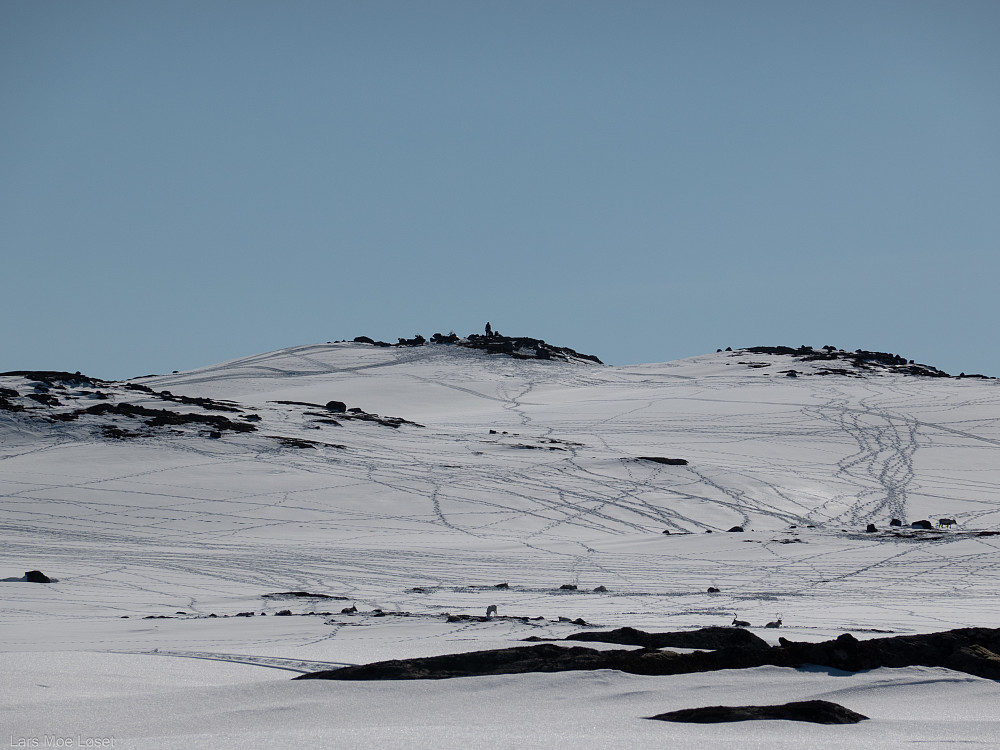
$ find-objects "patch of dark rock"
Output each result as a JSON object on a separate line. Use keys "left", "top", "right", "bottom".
{"left": 647, "top": 699, "right": 868, "bottom": 725}
{"left": 0, "top": 386, "right": 19, "bottom": 398}
{"left": 0, "top": 395, "right": 26, "bottom": 412}
{"left": 263, "top": 591, "right": 348, "bottom": 600}
{"left": 27, "top": 392, "right": 61, "bottom": 406}
{"left": 272, "top": 436, "right": 318, "bottom": 449}
{"left": 559, "top": 584, "right": 578, "bottom": 591}
{"left": 275, "top": 400, "right": 421, "bottom": 429}
{"left": 866, "top": 524, "right": 878, "bottom": 533}
{"left": 707, "top": 587, "right": 720, "bottom": 593}
{"left": 459, "top": 333, "right": 603, "bottom": 364}
{"left": 235, "top": 611, "right": 255, "bottom": 617}
{"left": 727, "top": 526, "right": 744, "bottom": 533}
{"left": 593, "top": 585, "right": 608, "bottom": 593}
{"left": 430, "top": 332, "right": 460, "bottom": 344}
{"left": 737, "top": 346, "right": 950, "bottom": 378}
{"left": 296, "top": 626, "right": 1000, "bottom": 682}
{"left": 565, "top": 626, "right": 771, "bottom": 652}
{"left": 244, "top": 414, "right": 262, "bottom": 422}
{"left": 275, "top": 610, "right": 293, "bottom": 616}
{"left": 494, "top": 582, "right": 509, "bottom": 589}
{"left": 25, "top": 570, "right": 52, "bottom": 583}
{"left": 636, "top": 457, "right": 688, "bottom": 466}
{"left": 977, "top": 531, "right": 1000, "bottom": 537}
{"left": 325, "top": 400, "right": 347, "bottom": 412}
{"left": 446, "top": 613, "right": 540, "bottom": 624}
{"left": 54, "top": 402, "right": 256, "bottom": 433}
{"left": 396, "top": 334, "right": 426, "bottom": 347}
{"left": 911, "top": 519, "right": 934, "bottom": 530}
{"left": 101, "top": 425, "right": 141, "bottom": 440}
{"left": 353, "top": 336, "right": 376, "bottom": 344}
{"left": 1, "top": 370, "right": 99, "bottom": 387}
{"left": 143, "top": 615, "right": 173, "bottom": 619}
{"left": 123, "top": 383, "right": 241, "bottom": 412}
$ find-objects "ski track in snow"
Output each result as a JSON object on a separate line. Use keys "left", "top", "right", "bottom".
{"left": 3, "top": 345, "right": 1000, "bottom": 644}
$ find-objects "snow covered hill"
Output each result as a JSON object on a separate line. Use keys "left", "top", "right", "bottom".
{"left": 3, "top": 339, "right": 1000, "bottom": 748}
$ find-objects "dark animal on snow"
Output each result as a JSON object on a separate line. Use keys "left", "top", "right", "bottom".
{"left": 732, "top": 614, "right": 751, "bottom": 628}
{"left": 765, "top": 614, "right": 783, "bottom": 628}
{"left": 939, "top": 518, "right": 957, "bottom": 528}
{"left": 486, "top": 604, "right": 498, "bottom": 618}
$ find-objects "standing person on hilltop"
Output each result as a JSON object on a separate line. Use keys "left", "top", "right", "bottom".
{"left": 485, "top": 322, "right": 493, "bottom": 338}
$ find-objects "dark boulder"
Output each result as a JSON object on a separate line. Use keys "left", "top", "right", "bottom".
{"left": 637, "top": 457, "right": 688, "bottom": 466}
{"left": 325, "top": 400, "right": 347, "bottom": 413}
{"left": 911, "top": 519, "right": 934, "bottom": 530}
{"left": 25, "top": 570, "right": 52, "bottom": 583}
{"left": 648, "top": 699, "right": 868, "bottom": 725}
{"left": 866, "top": 523, "right": 878, "bottom": 533}
{"left": 727, "top": 526, "right": 744, "bottom": 533}
{"left": 890, "top": 518, "right": 902, "bottom": 526}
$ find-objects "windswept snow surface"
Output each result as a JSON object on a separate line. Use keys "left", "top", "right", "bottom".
{"left": 3, "top": 342, "right": 1000, "bottom": 748}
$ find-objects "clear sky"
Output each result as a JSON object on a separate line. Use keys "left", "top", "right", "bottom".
{"left": 3, "top": 1, "right": 998, "bottom": 379}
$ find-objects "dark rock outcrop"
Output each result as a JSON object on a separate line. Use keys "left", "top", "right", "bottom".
{"left": 637, "top": 457, "right": 689, "bottom": 466}
{"left": 25, "top": 570, "right": 52, "bottom": 583}
{"left": 648, "top": 699, "right": 868, "bottom": 725}
{"left": 295, "top": 626, "right": 1000, "bottom": 682}
{"left": 565, "top": 626, "right": 770, "bottom": 652}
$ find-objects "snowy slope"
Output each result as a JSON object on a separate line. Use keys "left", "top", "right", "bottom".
{"left": 3, "top": 341, "right": 1000, "bottom": 748}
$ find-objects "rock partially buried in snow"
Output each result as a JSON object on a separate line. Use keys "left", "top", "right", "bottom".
{"left": 648, "top": 699, "right": 869, "bottom": 725}
{"left": 25, "top": 570, "right": 53, "bottom": 583}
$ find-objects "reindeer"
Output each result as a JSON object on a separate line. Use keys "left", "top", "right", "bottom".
{"left": 765, "top": 613, "right": 783, "bottom": 628}
{"left": 938, "top": 518, "right": 957, "bottom": 529}
{"left": 486, "top": 604, "right": 498, "bottom": 618}
{"left": 732, "top": 613, "right": 751, "bottom": 628}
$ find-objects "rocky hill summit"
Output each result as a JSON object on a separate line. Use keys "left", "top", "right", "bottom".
{"left": 350, "top": 324, "right": 604, "bottom": 364}
{"left": 721, "top": 345, "right": 994, "bottom": 379}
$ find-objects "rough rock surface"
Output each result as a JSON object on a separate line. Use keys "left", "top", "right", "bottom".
{"left": 295, "top": 626, "right": 1000, "bottom": 681}
{"left": 648, "top": 699, "right": 869, "bottom": 725}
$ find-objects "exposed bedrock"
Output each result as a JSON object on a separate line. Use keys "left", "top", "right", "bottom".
{"left": 295, "top": 626, "right": 1000, "bottom": 681}
{"left": 648, "top": 699, "right": 869, "bottom": 725}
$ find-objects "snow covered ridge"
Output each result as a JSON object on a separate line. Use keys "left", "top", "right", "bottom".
{"left": 0, "top": 368, "right": 419, "bottom": 444}
{"left": 719, "top": 344, "right": 996, "bottom": 379}
{"left": 4, "top": 339, "right": 1000, "bottom": 746}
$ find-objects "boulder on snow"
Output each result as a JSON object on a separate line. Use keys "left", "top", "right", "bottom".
{"left": 648, "top": 699, "right": 868, "bottom": 725}
{"left": 25, "top": 570, "right": 52, "bottom": 583}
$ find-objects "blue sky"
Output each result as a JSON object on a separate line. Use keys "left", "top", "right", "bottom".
{"left": 3, "top": 1, "right": 998, "bottom": 379}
